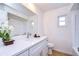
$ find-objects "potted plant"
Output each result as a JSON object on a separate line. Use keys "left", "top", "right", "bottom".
{"left": 0, "top": 24, "right": 14, "bottom": 46}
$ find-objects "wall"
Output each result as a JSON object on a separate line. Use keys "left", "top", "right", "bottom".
{"left": 43, "top": 5, "right": 75, "bottom": 55}
{"left": 37, "top": 13, "right": 44, "bottom": 36}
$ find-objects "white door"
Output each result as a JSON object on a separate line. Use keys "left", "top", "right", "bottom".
{"left": 75, "top": 14, "right": 79, "bottom": 47}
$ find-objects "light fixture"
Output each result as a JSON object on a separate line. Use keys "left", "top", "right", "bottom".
{"left": 32, "top": 22, "right": 34, "bottom": 26}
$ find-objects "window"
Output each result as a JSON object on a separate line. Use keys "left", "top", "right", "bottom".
{"left": 58, "top": 15, "right": 66, "bottom": 26}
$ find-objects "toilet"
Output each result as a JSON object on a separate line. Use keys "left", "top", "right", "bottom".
{"left": 48, "top": 43, "right": 54, "bottom": 55}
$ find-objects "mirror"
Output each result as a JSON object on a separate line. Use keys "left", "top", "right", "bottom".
{"left": 8, "top": 13, "right": 27, "bottom": 36}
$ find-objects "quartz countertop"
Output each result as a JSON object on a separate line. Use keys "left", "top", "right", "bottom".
{"left": 0, "top": 35, "right": 47, "bottom": 56}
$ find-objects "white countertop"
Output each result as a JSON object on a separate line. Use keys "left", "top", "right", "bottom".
{"left": 0, "top": 35, "right": 47, "bottom": 56}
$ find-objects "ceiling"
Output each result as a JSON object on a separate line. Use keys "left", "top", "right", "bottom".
{"left": 3, "top": 3, "right": 35, "bottom": 16}
{"left": 34, "top": 3, "right": 71, "bottom": 12}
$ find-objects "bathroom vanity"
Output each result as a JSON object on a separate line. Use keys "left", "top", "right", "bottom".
{"left": 0, "top": 36, "right": 48, "bottom": 56}
{"left": 0, "top": 4, "right": 48, "bottom": 56}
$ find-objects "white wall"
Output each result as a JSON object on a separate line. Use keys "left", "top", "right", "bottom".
{"left": 43, "top": 5, "right": 75, "bottom": 55}
{"left": 37, "top": 13, "right": 44, "bottom": 36}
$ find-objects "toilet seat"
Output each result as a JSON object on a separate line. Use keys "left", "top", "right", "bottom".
{"left": 48, "top": 43, "right": 54, "bottom": 48}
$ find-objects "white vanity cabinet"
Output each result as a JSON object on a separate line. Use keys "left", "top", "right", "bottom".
{"left": 0, "top": 36, "right": 48, "bottom": 56}
{"left": 29, "top": 42, "right": 43, "bottom": 56}
{"left": 29, "top": 39, "right": 48, "bottom": 56}
{"left": 16, "top": 38, "right": 48, "bottom": 56}
{"left": 41, "top": 40, "right": 48, "bottom": 56}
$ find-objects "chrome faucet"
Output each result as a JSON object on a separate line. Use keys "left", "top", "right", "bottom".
{"left": 27, "top": 32, "right": 31, "bottom": 38}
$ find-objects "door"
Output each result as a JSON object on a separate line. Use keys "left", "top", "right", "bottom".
{"left": 75, "top": 14, "right": 79, "bottom": 47}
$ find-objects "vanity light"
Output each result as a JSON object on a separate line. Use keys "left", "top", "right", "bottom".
{"left": 32, "top": 22, "right": 34, "bottom": 26}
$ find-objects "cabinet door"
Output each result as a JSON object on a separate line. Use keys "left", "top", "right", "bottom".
{"left": 41, "top": 40, "right": 48, "bottom": 56}
{"left": 41, "top": 45, "right": 48, "bottom": 56}
{"left": 29, "top": 44, "right": 42, "bottom": 56}
{"left": 29, "top": 48, "right": 42, "bottom": 56}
